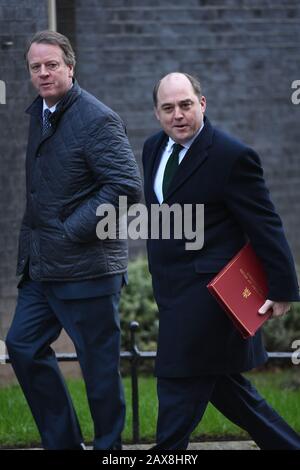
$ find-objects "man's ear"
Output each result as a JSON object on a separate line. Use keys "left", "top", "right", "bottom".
{"left": 200, "top": 95, "right": 206, "bottom": 113}
{"left": 68, "top": 65, "right": 74, "bottom": 78}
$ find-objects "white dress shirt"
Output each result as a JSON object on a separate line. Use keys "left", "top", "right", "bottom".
{"left": 154, "top": 124, "right": 204, "bottom": 204}
{"left": 42, "top": 80, "right": 73, "bottom": 118}
{"left": 42, "top": 100, "right": 58, "bottom": 115}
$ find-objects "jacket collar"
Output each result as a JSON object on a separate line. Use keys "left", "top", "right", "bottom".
{"left": 25, "top": 80, "right": 82, "bottom": 144}
{"left": 25, "top": 79, "right": 82, "bottom": 123}
{"left": 150, "top": 116, "right": 214, "bottom": 202}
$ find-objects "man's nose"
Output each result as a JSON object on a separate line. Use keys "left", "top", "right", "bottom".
{"left": 174, "top": 107, "right": 184, "bottom": 119}
{"left": 39, "top": 65, "right": 50, "bottom": 76}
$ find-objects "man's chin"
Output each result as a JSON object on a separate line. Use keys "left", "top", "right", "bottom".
{"left": 41, "top": 94, "right": 57, "bottom": 107}
{"left": 39, "top": 90, "right": 60, "bottom": 106}
{"left": 39, "top": 90, "right": 53, "bottom": 98}
{"left": 172, "top": 133, "right": 191, "bottom": 144}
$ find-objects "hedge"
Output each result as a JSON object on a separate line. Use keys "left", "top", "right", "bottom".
{"left": 120, "top": 256, "right": 300, "bottom": 354}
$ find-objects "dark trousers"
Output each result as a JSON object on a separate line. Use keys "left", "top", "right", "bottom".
{"left": 6, "top": 279, "right": 125, "bottom": 450}
{"left": 155, "top": 374, "right": 300, "bottom": 450}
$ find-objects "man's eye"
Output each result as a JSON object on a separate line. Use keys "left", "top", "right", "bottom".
{"left": 30, "top": 65, "right": 40, "bottom": 72}
{"left": 48, "top": 63, "right": 59, "bottom": 70}
{"left": 163, "top": 107, "right": 173, "bottom": 112}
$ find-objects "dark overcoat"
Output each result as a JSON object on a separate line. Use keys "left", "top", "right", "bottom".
{"left": 142, "top": 118, "right": 299, "bottom": 377}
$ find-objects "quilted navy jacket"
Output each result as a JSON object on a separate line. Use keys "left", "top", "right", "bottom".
{"left": 17, "top": 81, "right": 142, "bottom": 281}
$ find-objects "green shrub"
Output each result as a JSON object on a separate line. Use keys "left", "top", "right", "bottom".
{"left": 262, "top": 302, "right": 300, "bottom": 351}
{"left": 121, "top": 257, "right": 300, "bottom": 356}
{"left": 120, "top": 257, "right": 158, "bottom": 352}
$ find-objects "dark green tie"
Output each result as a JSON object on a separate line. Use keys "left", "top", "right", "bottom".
{"left": 162, "top": 143, "right": 183, "bottom": 199}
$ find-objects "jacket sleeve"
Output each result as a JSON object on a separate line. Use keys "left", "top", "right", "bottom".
{"left": 64, "top": 112, "right": 142, "bottom": 243}
{"left": 224, "top": 148, "right": 299, "bottom": 301}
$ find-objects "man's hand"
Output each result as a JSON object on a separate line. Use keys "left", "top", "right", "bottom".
{"left": 258, "top": 299, "right": 291, "bottom": 318}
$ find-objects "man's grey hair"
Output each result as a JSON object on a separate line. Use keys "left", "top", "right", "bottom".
{"left": 25, "top": 30, "right": 76, "bottom": 68}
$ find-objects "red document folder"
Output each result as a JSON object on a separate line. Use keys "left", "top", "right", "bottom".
{"left": 207, "top": 243, "right": 272, "bottom": 338}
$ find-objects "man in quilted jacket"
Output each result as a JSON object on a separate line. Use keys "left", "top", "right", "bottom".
{"left": 6, "top": 30, "right": 142, "bottom": 450}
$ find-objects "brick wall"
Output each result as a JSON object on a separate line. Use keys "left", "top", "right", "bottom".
{"left": 0, "top": 0, "right": 48, "bottom": 349}
{"left": 0, "top": 0, "right": 300, "bottom": 381}
{"left": 0, "top": 1, "right": 81, "bottom": 384}
{"left": 57, "top": 0, "right": 300, "bottom": 261}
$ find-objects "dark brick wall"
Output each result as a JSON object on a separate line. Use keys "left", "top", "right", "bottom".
{"left": 57, "top": 0, "right": 300, "bottom": 262}
{"left": 0, "top": 1, "right": 300, "bottom": 368}
{"left": 0, "top": 1, "right": 48, "bottom": 349}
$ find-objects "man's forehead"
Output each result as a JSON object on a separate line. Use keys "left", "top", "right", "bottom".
{"left": 158, "top": 79, "right": 195, "bottom": 101}
{"left": 157, "top": 88, "right": 197, "bottom": 106}
{"left": 28, "top": 43, "right": 63, "bottom": 61}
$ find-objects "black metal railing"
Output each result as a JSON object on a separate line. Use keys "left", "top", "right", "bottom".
{"left": 0, "top": 321, "right": 296, "bottom": 443}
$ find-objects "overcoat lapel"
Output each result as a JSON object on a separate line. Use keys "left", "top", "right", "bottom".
{"left": 164, "top": 118, "right": 214, "bottom": 201}
{"left": 144, "top": 132, "right": 167, "bottom": 204}
{"left": 151, "top": 134, "right": 168, "bottom": 187}
{"left": 145, "top": 117, "right": 214, "bottom": 203}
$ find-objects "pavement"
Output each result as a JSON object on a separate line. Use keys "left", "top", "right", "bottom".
{"left": 4, "top": 440, "right": 258, "bottom": 451}
{"left": 125, "top": 440, "right": 258, "bottom": 450}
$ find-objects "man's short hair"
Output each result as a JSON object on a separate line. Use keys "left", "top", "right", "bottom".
{"left": 25, "top": 30, "right": 76, "bottom": 68}
{"left": 153, "top": 73, "right": 202, "bottom": 107}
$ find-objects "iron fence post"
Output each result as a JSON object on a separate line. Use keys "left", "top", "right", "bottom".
{"left": 129, "top": 320, "right": 140, "bottom": 444}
